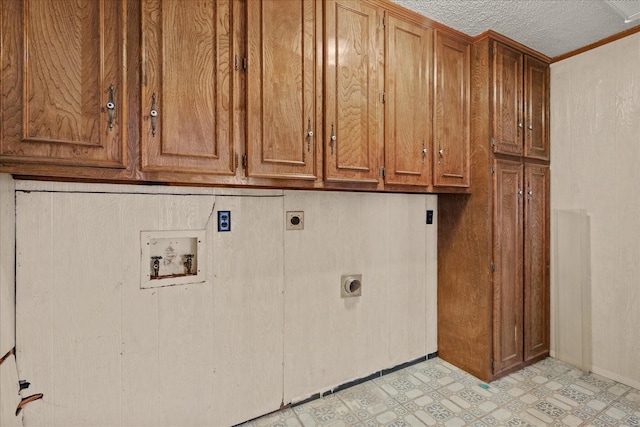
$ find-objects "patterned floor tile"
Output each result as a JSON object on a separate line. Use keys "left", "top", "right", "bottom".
{"left": 293, "top": 395, "right": 351, "bottom": 426}
{"left": 245, "top": 357, "right": 640, "bottom": 427}
{"left": 372, "top": 370, "right": 428, "bottom": 403}
{"left": 619, "top": 390, "right": 640, "bottom": 412}
{"left": 335, "top": 382, "right": 399, "bottom": 420}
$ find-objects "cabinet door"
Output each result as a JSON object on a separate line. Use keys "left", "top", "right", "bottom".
{"left": 493, "top": 159, "right": 524, "bottom": 375}
{"left": 524, "top": 164, "right": 550, "bottom": 361}
{"left": 524, "top": 56, "right": 549, "bottom": 160}
{"left": 325, "top": 0, "right": 382, "bottom": 184}
{"left": 246, "top": 0, "right": 318, "bottom": 180}
{"left": 433, "top": 32, "right": 470, "bottom": 188}
{"left": 492, "top": 42, "right": 523, "bottom": 157}
{"left": 1, "top": 0, "right": 126, "bottom": 168}
{"left": 383, "top": 13, "right": 431, "bottom": 187}
{"left": 141, "top": 0, "right": 234, "bottom": 175}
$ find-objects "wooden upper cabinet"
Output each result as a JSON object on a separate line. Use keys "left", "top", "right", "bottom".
{"left": 493, "top": 159, "right": 524, "bottom": 376}
{"left": 324, "top": 0, "right": 382, "bottom": 185}
{"left": 492, "top": 41, "right": 549, "bottom": 161}
{"left": 524, "top": 163, "right": 550, "bottom": 361}
{"left": 492, "top": 42, "right": 523, "bottom": 157}
{"left": 141, "top": 0, "right": 234, "bottom": 175}
{"left": 524, "top": 56, "right": 550, "bottom": 160}
{"left": 1, "top": 0, "right": 127, "bottom": 168}
{"left": 246, "top": 0, "right": 318, "bottom": 180}
{"left": 383, "top": 13, "right": 432, "bottom": 188}
{"left": 433, "top": 32, "right": 470, "bottom": 188}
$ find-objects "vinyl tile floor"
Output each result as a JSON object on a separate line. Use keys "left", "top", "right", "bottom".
{"left": 242, "top": 357, "right": 640, "bottom": 427}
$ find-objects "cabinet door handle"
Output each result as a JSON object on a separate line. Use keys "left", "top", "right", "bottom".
{"left": 421, "top": 141, "right": 427, "bottom": 163}
{"left": 528, "top": 188, "right": 533, "bottom": 198}
{"left": 528, "top": 124, "right": 533, "bottom": 131}
{"left": 106, "top": 84, "right": 116, "bottom": 130}
{"left": 438, "top": 143, "right": 444, "bottom": 160}
{"left": 150, "top": 93, "right": 159, "bottom": 137}
{"left": 306, "top": 117, "right": 313, "bottom": 152}
{"left": 329, "top": 122, "right": 336, "bottom": 155}
{"left": 518, "top": 122, "right": 523, "bottom": 128}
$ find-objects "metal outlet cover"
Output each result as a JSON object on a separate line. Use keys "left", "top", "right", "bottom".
{"left": 286, "top": 211, "right": 304, "bottom": 230}
{"left": 341, "top": 274, "right": 362, "bottom": 298}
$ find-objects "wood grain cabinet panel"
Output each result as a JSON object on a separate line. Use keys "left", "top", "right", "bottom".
{"left": 140, "top": 0, "right": 234, "bottom": 175}
{"left": 433, "top": 32, "right": 470, "bottom": 188}
{"left": 493, "top": 159, "right": 524, "bottom": 376}
{"left": 524, "top": 57, "right": 550, "bottom": 160}
{"left": 383, "top": 12, "right": 432, "bottom": 187}
{"left": 492, "top": 41, "right": 549, "bottom": 161}
{"left": 524, "top": 163, "right": 550, "bottom": 361}
{"left": 246, "top": 0, "right": 318, "bottom": 180}
{"left": 324, "top": 0, "right": 382, "bottom": 185}
{"left": 1, "top": 0, "right": 127, "bottom": 168}
{"left": 492, "top": 42, "right": 523, "bottom": 157}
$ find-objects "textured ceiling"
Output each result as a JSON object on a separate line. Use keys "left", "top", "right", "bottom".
{"left": 390, "top": 0, "right": 640, "bottom": 58}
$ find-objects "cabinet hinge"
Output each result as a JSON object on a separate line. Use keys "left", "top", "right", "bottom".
{"left": 490, "top": 165, "right": 495, "bottom": 174}
{"left": 382, "top": 92, "right": 386, "bottom": 104}
{"left": 380, "top": 167, "right": 386, "bottom": 178}
{"left": 382, "top": 15, "right": 385, "bottom": 28}
{"left": 491, "top": 262, "right": 495, "bottom": 272}
{"left": 235, "top": 153, "right": 239, "bottom": 169}
{"left": 490, "top": 138, "right": 495, "bottom": 148}
{"left": 234, "top": 55, "right": 239, "bottom": 71}
{"left": 490, "top": 46, "right": 495, "bottom": 57}
{"left": 242, "top": 154, "right": 248, "bottom": 168}
{"left": 242, "top": 57, "right": 247, "bottom": 72}
{"left": 491, "top": 359, "right": 495, "bottom": 371}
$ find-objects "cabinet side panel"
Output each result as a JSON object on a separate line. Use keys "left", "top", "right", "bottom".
{"left": 437, "top": 39, "right": 492, "bottom": 381}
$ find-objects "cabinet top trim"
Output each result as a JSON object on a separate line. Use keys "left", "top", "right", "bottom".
{"left": 474, "top": 30, "right": 551, "bottom": 63}
{"left": 379, "top": 0, "right": 473, "bottom": 42}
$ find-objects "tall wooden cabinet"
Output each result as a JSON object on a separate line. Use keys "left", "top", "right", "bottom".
{"left": 0, "top": 0, "right": 127, "bottom": 168}
{"left": 438, "top": 32, "right": 550, "bottom": 381}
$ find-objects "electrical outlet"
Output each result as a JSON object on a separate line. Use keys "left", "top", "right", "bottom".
{"left": 286, "top": 211, "right": 304, "bottom": 230}
{"left": 426, "top": 210, "right": 434, "bottom": 225}
{"left": 218, "top": 211, "right": 231, "bottom": 232}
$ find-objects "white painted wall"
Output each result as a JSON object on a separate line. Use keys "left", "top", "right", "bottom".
{"left": 0, "top": 174, "right": 22, "bottom": 426}
{"left": 283, "top": 191, "right": 437, "bottom": 403}
{"left": 551, "top": 32, "right": 640, "bottom": 389}
{"left": 7, "top": 178, "right": 437, "bottom": 426}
